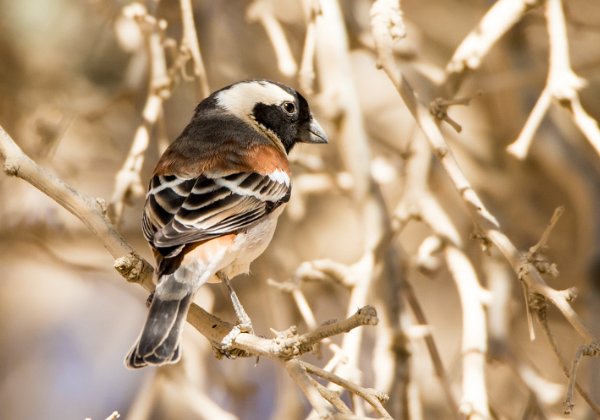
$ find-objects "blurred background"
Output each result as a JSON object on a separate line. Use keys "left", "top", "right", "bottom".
{"left": 0, "top": 0, "right": 599, "bottom": 419}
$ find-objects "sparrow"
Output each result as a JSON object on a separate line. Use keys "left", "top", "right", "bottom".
{"left": 126, "top": 80, "right": 328, "bottom": 368}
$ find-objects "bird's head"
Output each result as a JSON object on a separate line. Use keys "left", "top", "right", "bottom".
{"left": 210, "top": 80, "right": 328, "bottom": 154}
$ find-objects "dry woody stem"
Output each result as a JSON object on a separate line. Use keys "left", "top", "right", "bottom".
{"left": 370, "top": 0, "right": 600, "bottom": 414}
{"left": 0, "top": 123, "right": 383, "bottom": 418}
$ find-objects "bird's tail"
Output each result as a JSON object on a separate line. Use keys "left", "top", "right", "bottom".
{"left": 125, "top": 273, "right": 194, "bottom": 369}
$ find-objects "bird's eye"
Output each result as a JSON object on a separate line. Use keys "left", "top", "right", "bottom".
{"left": 282, "top": 101, "right": 296, "bottom": 114}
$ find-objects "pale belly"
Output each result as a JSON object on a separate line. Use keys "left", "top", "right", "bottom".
{"left": 206, "top": 206, "right": 284, "bottom": 283}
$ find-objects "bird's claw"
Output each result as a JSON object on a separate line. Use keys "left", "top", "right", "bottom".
{"left": 215, "top": 324, "right": 254, "bottom": 359}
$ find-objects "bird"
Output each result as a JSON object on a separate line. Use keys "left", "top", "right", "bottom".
{"left": 126, "top": 80, "right": 328, "bottom": 368}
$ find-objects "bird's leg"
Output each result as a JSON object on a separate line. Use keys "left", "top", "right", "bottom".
{"left": 217, "top": 271, "right": 254, "bottom": 334}
{"left": 145, "top": 291, "right": 155, "bottom": 308}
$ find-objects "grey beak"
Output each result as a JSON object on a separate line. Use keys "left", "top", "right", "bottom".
{"left": 300, "top": 116, "right": 328, "bottom": 144}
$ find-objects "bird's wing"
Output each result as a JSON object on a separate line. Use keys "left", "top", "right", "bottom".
{"left": 142, "top": 171, "right": 291, "bottom": 257}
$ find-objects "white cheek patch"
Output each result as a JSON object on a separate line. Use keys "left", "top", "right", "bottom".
{"left": 268, "top": 169, "right": 290, "bottom": 187}
{"left": 215, "top": 81, "right": 295, "bottom": 119}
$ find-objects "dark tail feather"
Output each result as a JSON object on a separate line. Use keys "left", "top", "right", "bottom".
{"left": 125, "top": 290, "right": 193, "bottom": 369}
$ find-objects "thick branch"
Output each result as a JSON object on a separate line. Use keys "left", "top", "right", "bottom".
{"left": 0, "top": 124, "right": 155, "bottom": 289}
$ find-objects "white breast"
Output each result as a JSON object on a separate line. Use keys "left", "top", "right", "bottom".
{"left": 206, "top": 206, "right": 285, "bottom": 282}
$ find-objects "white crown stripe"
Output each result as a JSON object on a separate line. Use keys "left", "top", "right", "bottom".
{"left": 215, "top": 81, "right": 294, "bottom": 118}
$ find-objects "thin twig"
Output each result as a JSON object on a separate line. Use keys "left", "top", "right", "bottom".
{"left": 285, "top": 359, "right": 333, "bottom": 418}
{"left": 565, "top": 343, "right": 600, "bottom": 415}
{"left": 247, "top": 0, "right": 297, "bottom": 77}
{"left": 533, "top": 300, "right": 600, "bottom": 416}
{"left": 108, "top": 4, "right": 171, "bottom": 224}
{"left": 443, "top": 0, "right": 542, "bottom": 94}
{"left": 310, "top": 376, "right": 353, "bottom": 415}
{"left": 528, "top": 206, "right": 565, "bottom": 256}
{"left": 506, "top": 0, "right": 600, "bottom": 159}
{"left": 369, "top": 0, "right": 598, "bottom": 345}
{"left": 105, "top": 411, "right": 120, "bottom": 420}
{"left": 299, "top": 0, "right": 322, "bottom": 94}
{"left": 179, "top": 0, "right": 210, "bottom": 98}
{"left": 301, "top": 361, "right": 393, "bottom": 419}
{"left": 402, "top": 278, "right": 460, "bottom": 417}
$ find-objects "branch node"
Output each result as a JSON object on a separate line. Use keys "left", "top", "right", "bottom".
{"left": 429, "top": 93, "right": 480, "bottom": 133}
{"left": 374, "top": 389, "right": 390, "bottom": 403}
{"left": 564, "top": 287, "right": 578, "bottom": 303}
{"left": 434, "top": 146, "right": 448, "bottom": 159}
{"left": 357, "top": 305, "right": 379, "bottom": 326}
{"left": 96, "top": 197, "right": 108, "bottom": 215}
{"left": 271, "top": 325, "right": 299, "bottom": 341}
{"left": 528, "top": 292, "right": 547, "bottom": 317}
{"left": 114, "top": 252, "right": 152, "bottom": 284}
{"left": 3, "top": 158, "right": 19, "bottom": 176}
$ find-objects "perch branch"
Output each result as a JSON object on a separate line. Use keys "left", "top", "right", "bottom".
{"left": 0, "top": 124, "right": 385, "bottom": 417}
{"left": 0, "top": 124, "right": 155, "bottom": 289}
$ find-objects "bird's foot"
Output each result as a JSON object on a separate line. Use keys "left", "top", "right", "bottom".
{"left": 217, "top": 271, "right": 255, "bottom": 334}
{"left": 215, "top": 324, "right": 253, "bottom": 359}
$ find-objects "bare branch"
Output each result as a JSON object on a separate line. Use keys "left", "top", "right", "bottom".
{"left": 533, "top": 299, "right": 600, "bottom": 416}
{"left": 0, "top": 122, "right": 382, "bottom": 361}
{"left": 108, "top": 4, "right": 171, "bottom": 224}
{"left": 301, "top": 361, "right": 392, "bottom": 419}
{"left": 402, "top": 278, "right": 460, "bottom": 417}
{"left": 247, "top": 0, "right": 298, "bottom": 77}
{"left": 506, "top": 0, "right": 600, "bottom": 159}
{"left": 444, "top": 0, "right": 542, "bottom": 94}
{"left": 299, "top": 0, "right": 322, "bottom": 94}
{"left": 285, "top": 359, "right": 334, "bottom": 418}
{"left": 565, "top": 343, "right": 600, "bottom": 415}
{"left": 104, "top": 411, "right": 120, "bottom": 420}
{"left": 370, "top": 1, "right": 598, "bottom": 345}
{"left": 0, "top": 124, "right": 155, "bottom": 289}
{"left": 528, "top": 206, "right": 565, "bottom": 257}
{"left": 179, "top": 0, "right": 210, "bottom": 98}
{"left": 444, "top": 246, "right": 490, "bottom": 419}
